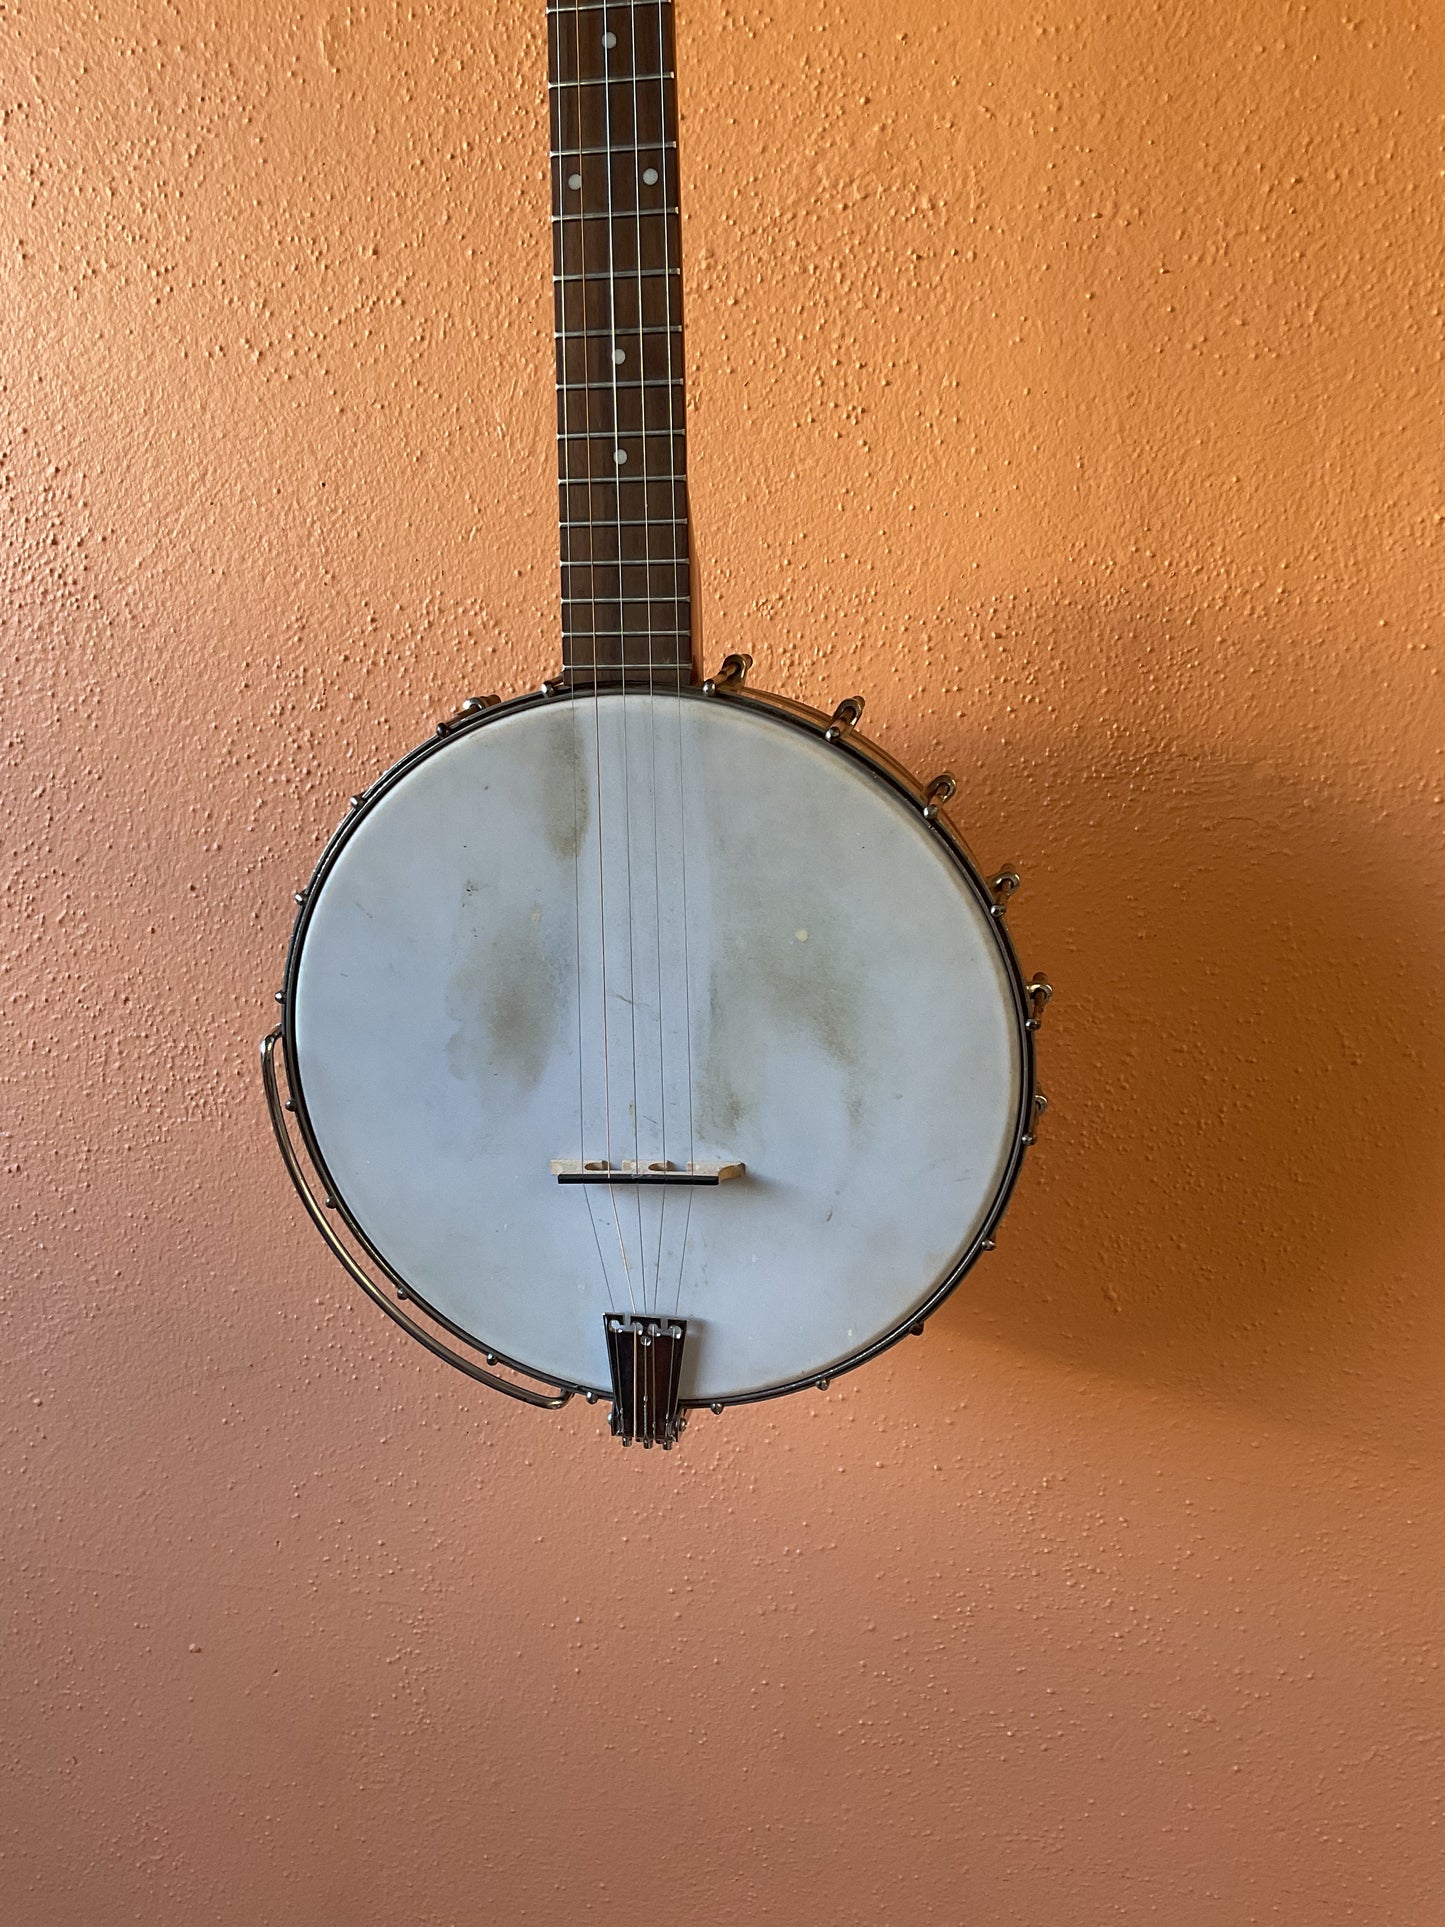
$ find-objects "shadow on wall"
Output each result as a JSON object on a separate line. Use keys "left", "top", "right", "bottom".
{"left": 932, "top": 724, "right": 1445, "bottom": 1443}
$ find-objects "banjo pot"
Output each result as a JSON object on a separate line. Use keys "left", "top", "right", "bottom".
{"left": 265, "top": 670, "right": 1049, "bottom": 1441}
{"left": 263, "top": 2, "right": 1051, "bottom": 1447}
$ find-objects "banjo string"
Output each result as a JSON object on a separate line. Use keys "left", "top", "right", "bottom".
{"left": 600, "top": 2, "right": 649, "bottom": 1312}
{"left": 656, "top": 0, "right": 697, "bottom": 1319}
{"left": 563, "top": 0, "right": 587, "bottom": 1193}
{"left": 563, "top": 2, "right": 619, "bottom": 1321}
{"left": 635, "top": 0, "right": 672, "bottom": 1314}
{"left": 571, "top": 0, "right": 634, "bottom": 1314}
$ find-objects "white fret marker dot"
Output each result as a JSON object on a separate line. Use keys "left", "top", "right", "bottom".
{"left": 567, "top": 173, "right": 582, "bottom": 190}
{"left": 612, "top": 348, "right": 626, "bottom": 364}
{"left": 613, "top": 447, "right": 627, "bottom": 465}
{"left": 602, "top": 31, "right": 617, "bottom": 47}
{"left": 642, "top": 167, "right": 659, "bottom": 186}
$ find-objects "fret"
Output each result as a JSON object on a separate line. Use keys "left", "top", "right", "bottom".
{"left": 565, "top": 597, "right": 691, "bottom": 620}
{"left": 555, "top": 197, "right": 672, "bottom": 228}
{"left": 558, "top": 463, "right": 685, "bottom": 493}
{"left": 557, "top": 378, "right": 682, "bottom": 389}
{"left": 561, "top": 519, "right": 688, "bottom": 545}
{"left": 555, "top": 208, "right": 679, "bottom": 222}
{"left": 550, "top": 141, "right": 676, "bottom": 157}
{"left": 556, "top": 426, "right": 685, "bottom": 450}
{"left": 555, "top": 323, "right": 681, "bottom": 340}
{"left": 560, "top": 665, "right": 692, "bottom": 692}
{"left": 554, "top": 268, "right": 680, "bottom": 283}
{"left": 563, "top": 515, "right": 687, "bottom": 545}
{"left": 556, "top": 72, "right": 675, "bottom": 86}
{"left": 561, "top": 627, "right": 688, "bottom": 640}
{"left": 562, "top": 586, "right": 689, "bottom": 612}
{"left": 556, "top": 426, "right": 685, "bottom": 440}
{"left": 557, "top": 378, "right": 683, "bottom": 407}
{"left": 555, "top": 209, "right": 680, "bottom": 279}
{"left": 563, "top": 662, "right": 693, "bottom": 683}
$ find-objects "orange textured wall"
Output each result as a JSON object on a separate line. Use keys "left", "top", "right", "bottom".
{"left": 4, "top": 1, "right": 1443, "bottom": 1921}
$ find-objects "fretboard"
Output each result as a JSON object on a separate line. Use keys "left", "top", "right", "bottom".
{"left": 549, "top": 0, "right": 693, "bottom": 688}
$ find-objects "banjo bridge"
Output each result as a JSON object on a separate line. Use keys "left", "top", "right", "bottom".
{"left": 605, "top": 1315, "right": 689, "bottom": 1449}
{"left": 552, "top": 1159, "right": 744, "bottom": 1186}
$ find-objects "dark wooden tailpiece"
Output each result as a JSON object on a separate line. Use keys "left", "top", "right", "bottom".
{"left": 605, "top": 1315, "right": 688, "bottom": 1447}
{"left": 549, "top": 0, "right": 693, "bottom": 689}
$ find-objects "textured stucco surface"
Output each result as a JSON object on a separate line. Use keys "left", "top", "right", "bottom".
{"left": 3, "top": 2, "right": 1443, "bottom": 1922}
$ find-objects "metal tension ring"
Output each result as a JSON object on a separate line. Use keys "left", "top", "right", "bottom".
{"left": 922, "top": 772, "right": 957, "bottom": 820}
{"left": 824, "top": 695, "right": 866, "bottom": 742}
{"left": 435, "top": 694, "right": 500, "bottom": 736}
{"left": 701, "top": 652, "right": 753, "bottom": 695}
{"left": 1025, "top": 974, "right": 1053, "bottom": 1030}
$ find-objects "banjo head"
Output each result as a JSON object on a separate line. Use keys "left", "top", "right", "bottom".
{"left": 282, "top": 685, "right": 1035, "bottom": 1405}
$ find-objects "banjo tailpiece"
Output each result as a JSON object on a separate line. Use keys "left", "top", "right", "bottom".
{"left": 605, "top": 1317, "right": 688, "bottom": 1450}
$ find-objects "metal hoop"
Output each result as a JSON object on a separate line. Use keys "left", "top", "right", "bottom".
{"left": 262, "top": 1029, "right": 573, "bottom": 1410}
{"left": 267, "top": 675, "right": 1044, "bottom": 1412}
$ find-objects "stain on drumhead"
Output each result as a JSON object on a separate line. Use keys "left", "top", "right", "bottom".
{"left": 697, "top": 890, "right": 864, "bottom": 1144}
{"left": 540, "top": 716, "right": 591, "bottom": 863}
{"left": 446, "top": 891, "right": 560, "bottom": 1094}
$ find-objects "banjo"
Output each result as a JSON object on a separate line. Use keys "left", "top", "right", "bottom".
{"left": 263, "top": 0, "right": 1051, "bottom": 1448}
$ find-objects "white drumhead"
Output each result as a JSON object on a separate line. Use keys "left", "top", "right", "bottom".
{"left": 291, "top": 691, "right": 1025, "bottom": 1401}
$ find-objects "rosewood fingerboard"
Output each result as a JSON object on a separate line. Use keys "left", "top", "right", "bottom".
{"left": 548, "top": 0, "right": 693, "bottom": 687}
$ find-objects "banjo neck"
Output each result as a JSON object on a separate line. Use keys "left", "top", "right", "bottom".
{"left": 549, "top": 0, "right": 694, "bottom": 691}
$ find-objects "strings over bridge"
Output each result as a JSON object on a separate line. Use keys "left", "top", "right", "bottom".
{"left": 552, "top": 1159, "right": 744, "bottom": 1186}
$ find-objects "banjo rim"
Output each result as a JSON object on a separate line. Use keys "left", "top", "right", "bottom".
{"left": 268, "top": 675, "right": 1041, "bottom": 1410}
